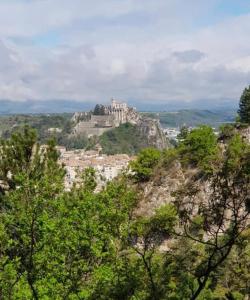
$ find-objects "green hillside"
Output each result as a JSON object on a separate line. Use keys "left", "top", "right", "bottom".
{"left": 88, "top": 123, "right": 150, "bottom": 155}
{"left": 143, "top": 109, "right": 236, "bottom": 127}
{"left": 0, "top": 113, "right": 73, "bottom": 141}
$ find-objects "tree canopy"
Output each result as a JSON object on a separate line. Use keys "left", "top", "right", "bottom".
{"left": 0, "top": 126, "right": 249, "bottom": 299}
{"left": 238, "top": 85, "right": 250, "bottom": 124}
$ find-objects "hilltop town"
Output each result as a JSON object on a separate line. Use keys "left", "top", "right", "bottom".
{"left": 56, "top": 99, "right": 169, "bottom": 189}
{"left": 71, "top": 99, "right": 169, "bottom": 151}
{"left": 72, "top": 99, "right": 139, "bottom": 137}
{"left": 56, "top": 146, "right": 132, "bottom": 191}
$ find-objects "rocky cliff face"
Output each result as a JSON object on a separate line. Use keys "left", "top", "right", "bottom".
{"left": 240, "top": 126, "right": 250, "bottom": 143}
{"left": 136, "top": 117, "right": 171, "bottom": 150}
{"left": 72, "top": 106, "right": 170, "bottom": 150}
{"left": 136, "top": 125, "right": 250, "bottom": 218}
{"left": 126, "top": 107, "right": 141, "bottom": 125}
{"left": 71, "top": 112, "right": 91, "bottom": 123}
{"left": 135, "top": 162, "right": 210, "bottom": 217}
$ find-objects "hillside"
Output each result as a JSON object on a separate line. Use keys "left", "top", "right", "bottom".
{"left": 0, "top": 114, "right": 72, "bottom": 139}
{"left": 0, "top": 109, "right": 236, "bottom": 138}
{"left": 0, "top": 100, "right": 93, "bottom": 114}
{"left": 0, "top": 109, "right": 236, "bottom": 153}
{"left": 143, "top": 109, "right": 236, "bottom": 128}
{"left": 88, "top": 122, "right": 170, "bottom": 155}
{"left": 0, "top": 114, "right": 170, "bottom": 154}
{"left": 96, "top": 123, "right": 149, "bottom": 155}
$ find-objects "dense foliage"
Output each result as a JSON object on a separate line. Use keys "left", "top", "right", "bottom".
{"left": 130, "top": 148, "right": 161, "bottom": 181}
{"left": 93, "top": 104, "right": 106, "bottom": 115}
{"left": 0, "top": 124, "right": 249, "bottom": 299}
{"left": 97, "top": 123, "right": 150, "bottom": 155}
{"left": 0, "top": 113, "right": 73, "bottom": 144}
{"left": 178, "top": 125, "right": 219, "bottom": 172}
{"left": 238, "top": 85, "right": 250, "bottom": 124}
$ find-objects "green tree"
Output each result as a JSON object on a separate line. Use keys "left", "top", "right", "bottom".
{"left": 0, "top": 125, "right": 250, "bottom": 299}
{"left": 0, "top": 127, "right": 65, "bottom": 298}
{"left": 178, "top": 125, "right": 218, "bottom": 173}
{"left": 177, "top": 125, "right": 189, "bottom": 141}
{"left": 93, "top": 104, "right": 106, "bottom": 115}
{"left": 238, "top": 85, "right": 250, "bottom": 124}
{"left": 81, "top": 167, "right": 97, "bottom": 192}
{"left": 174, "top": 133, "right": 250, "bottom": 299}
{"left": 0, "top": 125, "right": 37, "bottom": 193}
{"left": 130, "top": 204, "right": 177, "bottom": 299}
{"left": 130, "top": 148, "right": 161, "bottom": 181}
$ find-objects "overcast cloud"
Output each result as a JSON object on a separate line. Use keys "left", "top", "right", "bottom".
{"left": 0, "top": 0, "right": 250, "bottom": 107}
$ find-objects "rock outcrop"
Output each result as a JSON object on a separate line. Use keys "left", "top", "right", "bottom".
{"left": 72, "top": 99, "right": 139, "bottom": 137}
{"left": 137, "top": 117, "right": 170, "bottom": 150}
{"left": 240, "top": 126, "right": 250, "bottom": 143}
{"left": 135, "top": 162, "right": 210, "bottom": 217}
{"left": 71, "top": 99, "right": 170, "bottom": 150}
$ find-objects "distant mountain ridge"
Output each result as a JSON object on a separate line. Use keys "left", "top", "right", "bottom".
{"left": 0, "top": 100, "right": 93, "bottom": 114}
{"left": 143, "top": 109, "right": 236, "bottom": 128}
{"left": 0, "top": 99, "right": 237, "bottom": 115}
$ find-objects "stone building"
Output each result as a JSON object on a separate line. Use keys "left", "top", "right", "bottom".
{"left": 72, "top": 99, "right": 139, "bottom": 137}
{"left": 57, "top": 148, "right": 132, "bottom": 191}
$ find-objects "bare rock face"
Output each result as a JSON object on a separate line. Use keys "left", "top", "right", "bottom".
{"left": 135, "top": 162, "right": 185, "bottom": 216}
{"left": 135, "top": 162, "right": 211, "bottom": 217}
{"left": 71, "top": 112, "right": 91, "bottom": 124}
{"left": 126, "top": 107, "right": 141, "bottom": 125}
{"left": 240, "top": 126, "right": 250, "bottom": 143}
{"left": 137, "top": 117, "right": 171, "bottom": 150}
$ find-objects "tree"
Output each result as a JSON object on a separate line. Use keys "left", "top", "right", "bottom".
{"left": 0, "top": 125, "right": 250, "bottom": 299}
{"left": 238, "top": 85, "right": 250, "bottom": 124}
{"left": 173, "top": 133, "right": 250, "bottom": 299}
{"left": 178, "top": 125, "right": 219, "bottom": 173}
{"left": 0, "top": 127, "right": 65, "bottom": 298}
{"left": 177, "top": 125, "right": 189, "bottom": 141}
{"left": 130, "top": 204, "right": 177, "bottom": 299}
{"left": 130, "top": 148, "right": 161, "bottom": 181}
{"left": 0, "top": 125, "right": 37, "bottom": 193}
{"left": 93, "top": 104, "right": 106, "bottom": 116}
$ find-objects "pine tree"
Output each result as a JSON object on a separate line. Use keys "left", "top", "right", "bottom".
{"left": 238, "top": 85, "right": 250, "bottom": 124}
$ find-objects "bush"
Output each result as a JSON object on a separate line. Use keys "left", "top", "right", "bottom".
{"left": 130, "top": 148, "right": 161, "bottom": 181}
{"left": 178, "top": 125, "right": 218, "bottom": 172}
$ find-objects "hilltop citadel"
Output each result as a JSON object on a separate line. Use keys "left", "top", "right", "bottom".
{"left": 72, "top": 99, "right": 139, "bottom": 137}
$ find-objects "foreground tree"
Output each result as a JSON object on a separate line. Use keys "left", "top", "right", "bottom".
{"left": 238, "top": 85, "right": 250, "bottom": 124}
{"left": 0, "top": 126, "right": 249, "bottom": 299}
{"left": 174, "top": 133, "right": 250, "bottom": 299}
{"left": 0, "top": 127, "right": 65, "bottom": 298}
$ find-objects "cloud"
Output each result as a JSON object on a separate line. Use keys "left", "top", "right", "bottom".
{"left": 0, "top": 0, "right": 250, "bottom": 108}
{"left": 173, "top": 50, "right": 205, "bottom": 63}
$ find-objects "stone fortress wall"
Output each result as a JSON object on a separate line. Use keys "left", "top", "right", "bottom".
{"left": 72, "top": 99, "right": 139, "bottom": 137}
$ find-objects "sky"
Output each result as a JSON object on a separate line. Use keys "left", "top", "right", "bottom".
{"left": 1, "top": 0, "right": 250, "bottom": 109}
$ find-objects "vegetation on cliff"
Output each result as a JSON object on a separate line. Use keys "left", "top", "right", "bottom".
{"left": 96, "top": 123, "right": 156, "bottom": 155}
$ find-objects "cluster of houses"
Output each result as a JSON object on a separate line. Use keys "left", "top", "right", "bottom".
{"left": 56, "top": 146, "right": 133, "bottom": 191}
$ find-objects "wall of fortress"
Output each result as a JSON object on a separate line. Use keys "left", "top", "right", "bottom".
{"left": 73, "top": 121, "right": 111, "bottom": 137}
{"left": 72, "top": 99, "right": 139, "bottom": 137}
